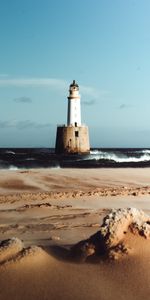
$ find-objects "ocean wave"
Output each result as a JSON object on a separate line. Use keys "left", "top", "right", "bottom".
{"left": 25, "top": 158, "right": 36, "bottom": 161}
{"left": 50, "top": 165, "right": 61, "bottom": 169}
{"left": 5, "top": 150, "right": 16, "bottom": 155}
{"left": 9, "top": 166, "right": 19, "bottom": 170}
{"left": 89, "top": 150, "right": 150, "bottom": 163}
{"left": 1, "top": 148, "right": 150, "bottom": 168}
{"left": 141, "top": 149, "right": 150, "bottom": 154}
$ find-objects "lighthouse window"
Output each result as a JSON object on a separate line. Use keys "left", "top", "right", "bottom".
{"left": 75, "top": 131, "right": 79, "bottom": 137}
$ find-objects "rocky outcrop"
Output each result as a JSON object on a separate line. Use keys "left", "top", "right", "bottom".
{"left": 71, "top": 208, "right": 150, "bottom": 261}
{"left": 0, "top": 237, "right": 24, "bottom": 263}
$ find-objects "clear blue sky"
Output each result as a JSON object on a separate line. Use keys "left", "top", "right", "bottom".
{"left": 0, "top": 0, "right": 150, "bottom": 147}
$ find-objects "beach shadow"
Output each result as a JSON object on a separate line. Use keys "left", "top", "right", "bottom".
{"left": 44, "top": 245, "right": 71, "bottom": 262}
{"left": 43, "top": 244, "right": 106, "bottom": 264}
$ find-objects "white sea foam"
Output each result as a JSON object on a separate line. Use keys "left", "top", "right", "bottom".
{"left": 89, "top": 150, "right": 150, "bottom": 163}
{"left": 50, "top": 165, "right": 61, "bottom": 169}
{"left": 9, "top": 166, "right": 19, "bottom": 170}
{"left": 141, "top": 149, "right": 150, "bottom": 154}
{"left": 25, "top": 158, "right": 36, "bottom": 161}
{"left": 5, "top": 150, "right": 15, "bottom": 155}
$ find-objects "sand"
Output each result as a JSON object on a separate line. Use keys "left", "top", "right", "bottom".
{"left": 0, "top": 168, "right": 150, "bottom": 300}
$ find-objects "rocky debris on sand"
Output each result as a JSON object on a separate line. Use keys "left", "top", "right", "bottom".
{"left": 100, "top": 207, "right": 150, "bottom": 246}
{"left": 71, "top": 208, "right": 150, "bottom": 261}
{"left": 0, "top": 237, "right": 24, "bottom": 263}
{"left": 15, "top": 245, "right": 44, "bottom": 261}
{"left": 0, "top": 237, "right": 44, "bottom": 265}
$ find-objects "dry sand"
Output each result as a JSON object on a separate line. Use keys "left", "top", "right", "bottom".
{"left": 0, "top": 168, "right": 150, "bottom": 300}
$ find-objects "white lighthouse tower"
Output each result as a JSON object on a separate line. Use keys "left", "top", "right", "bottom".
{"left": 67, "top": 80, "right": 81, "bottom": 126}
{"left": 55, "top": 80, "right": 90, "bottom": 154}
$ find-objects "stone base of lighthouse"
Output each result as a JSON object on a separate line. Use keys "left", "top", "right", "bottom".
{"left": 55, "top": 125, "right": 90, "bottom": 154}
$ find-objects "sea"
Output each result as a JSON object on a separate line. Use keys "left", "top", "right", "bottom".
{"left": 1, "top": 148, "right": 150, "bottom": 169}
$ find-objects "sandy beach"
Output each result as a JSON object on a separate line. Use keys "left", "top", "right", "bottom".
{"left": 0, "top": 168, "right": 150, "bottom": 300}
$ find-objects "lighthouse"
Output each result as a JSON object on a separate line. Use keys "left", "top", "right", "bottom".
{"left": 55, "top": 80, "right": 90, "bottom": 154}
{"left": 67, "top": 80, "right": 81, "bottom": 126}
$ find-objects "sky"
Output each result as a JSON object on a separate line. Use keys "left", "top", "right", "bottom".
{"left": 0, "top": 0, "right": 150, "bottom": 148}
